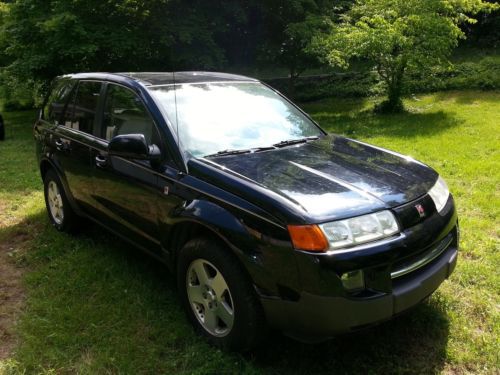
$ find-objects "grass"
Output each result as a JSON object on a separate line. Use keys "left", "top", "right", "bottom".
{"left": 0, "top": 90, "right": 499, "bottom": 374}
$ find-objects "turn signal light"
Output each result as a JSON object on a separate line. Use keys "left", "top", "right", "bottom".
{"left": 287, "top": 225, "right": 329, "bottom": 252}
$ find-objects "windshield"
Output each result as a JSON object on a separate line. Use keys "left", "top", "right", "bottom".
{"left": 149, "top": 82, "right": 322, "bottom": 157}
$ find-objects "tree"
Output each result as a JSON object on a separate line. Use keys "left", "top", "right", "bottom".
{"left": 257, "top": 0, "right": 333, "bottom": 97}
{"left": 0, "top": 0, "right": 234, "bottom": 103}
{"left": 315, "top": 0, "right": 497, "bottom": 112}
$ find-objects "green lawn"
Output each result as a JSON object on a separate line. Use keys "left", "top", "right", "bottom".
{"left": 0, "top": 91, "right": 499, "bottom": 374}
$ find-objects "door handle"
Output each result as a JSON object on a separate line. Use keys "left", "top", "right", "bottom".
{"left": 95, "top": 155, "right": 108, "bottom": 168}
{"left": 55, "top": 140, "right": 66, "bottom": 151}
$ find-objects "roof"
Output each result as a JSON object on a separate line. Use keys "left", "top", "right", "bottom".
{"left": 60, "top": 72, "right": 258, "bottom": 89}
{"left": 117, "top": 72, "right": 257, "bottom": 86}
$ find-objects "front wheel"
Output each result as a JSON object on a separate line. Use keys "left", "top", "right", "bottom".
{"left": 177, "top": 238, "right": 266, "bottom": 351}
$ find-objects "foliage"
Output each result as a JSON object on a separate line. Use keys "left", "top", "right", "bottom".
{"left": 257, "top": 1, "right": 335, "bottom": 94}
{"left": 0, "top": 0, "right": 339, "bottom": 103}
{"left": 256, "top": 1, "right": 358, "bottom": 94}
{"left": 463, "top": 0, "right": 500, "bottom": 47}
{"left": 1, "top": 90, "right": 499, "bottom": 373}
{"left": 0, "top": 0, "right": 250, "bottom": 103}
{"left": 314, "top": 0, "right": 498, "bottom": 112}
{"left": 0, "top": 0, "right": 498, "bottom": 106}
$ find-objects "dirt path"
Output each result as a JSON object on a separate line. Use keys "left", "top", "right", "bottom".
{"left": 0, "top": 230, "right": 29, "bottom": 360}
{"left": 0, "top": 197, "right": 40, "bottom": 361}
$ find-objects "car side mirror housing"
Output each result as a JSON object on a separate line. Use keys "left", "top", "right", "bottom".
{"left": 108, "top": 134, "right": 160, "bottom": 162}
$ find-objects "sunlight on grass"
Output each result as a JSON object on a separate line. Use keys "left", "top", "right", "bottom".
{"left": 0, "top": 90, "right": 498, "bottom": 373}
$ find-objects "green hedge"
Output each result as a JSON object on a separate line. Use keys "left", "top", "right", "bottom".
{"left": 406, "top": 56, "right": 500, "bottom": 93}
{"left": 266, "top": 56, "right": 500, "bottom": 102}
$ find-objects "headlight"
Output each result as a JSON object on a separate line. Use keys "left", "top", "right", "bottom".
{"left": 319, "top": 210, "right": 400, "bottom": 250}
{"left": 428, "top": 176, "right": 449, "bottom": 213}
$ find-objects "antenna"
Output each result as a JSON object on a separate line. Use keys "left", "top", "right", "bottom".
{"left": 173, "top": 71, "right": 180, "bottom": 146}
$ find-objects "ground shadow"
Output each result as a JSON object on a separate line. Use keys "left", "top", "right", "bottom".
{"left": 433, "top": 90, "right": 500, "bottom": 105}
{"left": 302, "top": 97, "right": 370, "bottom": 116}
{"left": 309, "top": 109, "right": 463, "bottom": 140}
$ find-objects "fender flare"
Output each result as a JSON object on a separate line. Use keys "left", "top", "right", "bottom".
{"left": 165, "top": 198, "right": 262, "bottom": 257}
{"left": 162, "top": 198, "right": 286, "bottom": 291}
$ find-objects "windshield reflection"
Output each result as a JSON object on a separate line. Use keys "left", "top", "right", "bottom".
{"left": 149, "top": 82, "right": 321, "bottom": 157}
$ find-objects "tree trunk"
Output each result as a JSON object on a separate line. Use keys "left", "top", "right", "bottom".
{"left": 288, "top": 66, "right": 297, "bottom": 99}
{"left": 380, "top": 63, "right": 406, "bottom": 113}
{"left": 387, "top": 80, "right": 403, "bottom": 111}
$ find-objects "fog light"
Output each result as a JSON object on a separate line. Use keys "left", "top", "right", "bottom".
{"left": 341, "top": 270, "right": 365, "bottom": 291}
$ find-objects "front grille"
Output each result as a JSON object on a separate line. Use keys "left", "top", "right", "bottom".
{"left": 393, "top": 194, "right": 436, "bottom": 229}
{"left": 391, "top": 231, "right": 455, "bottom": 279}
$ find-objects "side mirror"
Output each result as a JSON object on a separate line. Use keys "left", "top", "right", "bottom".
{"left": 108, "top": 134, "right": 161, "bottom": 161}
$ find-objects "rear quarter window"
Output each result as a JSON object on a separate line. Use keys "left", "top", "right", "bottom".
{"left": 43, "top": 79, "right": 76, "bottom": 124}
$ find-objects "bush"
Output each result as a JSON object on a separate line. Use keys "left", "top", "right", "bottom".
{"left": 405, "top": 56, "right": 500, "bottom": 93}
{"left": 0, "top": 71, "right": 42, "bottom": 111}
{"left": 265, "top": 71, "right": 379, "bottom": 102}
{"left": 2, "top": 98, "right": 34, "bottom": 112}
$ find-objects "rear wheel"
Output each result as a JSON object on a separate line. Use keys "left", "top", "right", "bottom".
{"left": 177, "top": 238, "right": 266, "bottom": 351}
{"left": 43, "top": 169, "right": 78, "bottom": 233}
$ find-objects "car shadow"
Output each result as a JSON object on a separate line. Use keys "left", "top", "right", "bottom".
{"left": 2, "top": 211, "right": 450, "bottom": 373}
{"left": 246, "top": 300, "right": 450, "bottom": 374}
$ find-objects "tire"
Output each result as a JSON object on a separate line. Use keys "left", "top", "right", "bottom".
{"left": 177, "top": 238, "right": 266, "bottom": 351}
{"left": 43, "top": 169, "right": 79, "bottom": 233}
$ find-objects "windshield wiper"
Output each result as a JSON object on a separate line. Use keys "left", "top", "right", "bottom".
{"left": 205, "top": 146, "right": 276, "bottom": 158}
{"left": 205, "top": 149, "right": 252, "bottom": 157}
{"left": 273, "top": 136, "right": 319, "bottom": 148}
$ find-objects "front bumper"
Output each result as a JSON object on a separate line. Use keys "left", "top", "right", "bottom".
{"left": 261, "top": 244, "right": 456, "bottom": 341}
{"left": 259, "top": 195, "right": 458, "bottom": 341}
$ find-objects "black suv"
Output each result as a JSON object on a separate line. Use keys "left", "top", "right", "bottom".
{"left": 34, "top": 72, "right": 458, "bottom": 350}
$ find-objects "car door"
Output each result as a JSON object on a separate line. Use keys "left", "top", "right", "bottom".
{"left": 90, "top": 83, "right": 166, "bottom": 253}
{"left": 51, "top": 80, "right": 103, "bottom": 214}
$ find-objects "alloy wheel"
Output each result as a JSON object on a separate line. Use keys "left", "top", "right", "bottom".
{"left": 47, "top": 180, "right": 64, "bottom": 225}
{"left": 186, "top": 259, "right": 235, "bottom": 337}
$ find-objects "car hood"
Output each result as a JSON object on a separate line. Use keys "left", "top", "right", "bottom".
{"left": 190, "top": 135, "right": 438, "bottom": 223}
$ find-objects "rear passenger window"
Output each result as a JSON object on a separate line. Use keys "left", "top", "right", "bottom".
{"left": 103, "top": 84, "right": 158, "bottom": 144}
{"left": 43, "top": 79, "right": 75, "bottom": 124}
{"left": 65, "top": 81, "right": 102, "bottom": 134}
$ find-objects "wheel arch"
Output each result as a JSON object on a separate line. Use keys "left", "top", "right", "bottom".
{"left": 166, "top": 218, "right": 249, "bottom": 272}
{"left": 161, "top": 195, "right": 295, "bottom": 304}
{"left": 40, "top": 158, "right": 54, "bottom": 180}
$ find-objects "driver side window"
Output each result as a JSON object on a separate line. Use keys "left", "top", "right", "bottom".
{"left": 103, "top": 84, "right": 159, "bottom": 144}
